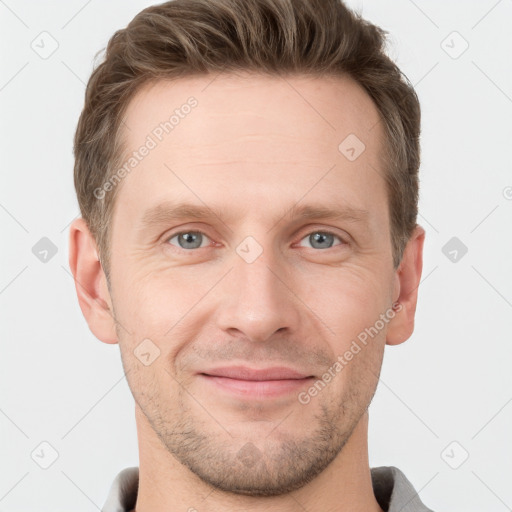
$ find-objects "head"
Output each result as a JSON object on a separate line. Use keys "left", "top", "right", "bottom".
{"left": 70, "top": 0, "right": 424, "bottom": 497}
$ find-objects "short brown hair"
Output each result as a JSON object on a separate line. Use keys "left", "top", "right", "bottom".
{"left": 73, "top": 0, "right": 421, "bottom": 281}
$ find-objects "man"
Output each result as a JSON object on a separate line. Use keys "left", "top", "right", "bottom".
{"left": 69, "top": 0, "right": 432, "bottom": 510}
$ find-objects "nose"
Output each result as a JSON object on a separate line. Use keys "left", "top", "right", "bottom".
{"left": 214, "top": 242, "right": 302, "bottom": 343}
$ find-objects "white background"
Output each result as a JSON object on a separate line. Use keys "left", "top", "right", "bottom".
{"left": 1, "top": 1, "right": 511, "bottom": 510}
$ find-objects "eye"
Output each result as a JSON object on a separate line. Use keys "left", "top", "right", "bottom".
{"left": 166, "top": 230, "right": 212, "bottom": 250}
{"left": 298, "top": 230, "right": 346, "bottom": 250}
{"left": 164, "top": 229, "right": 346, "bottom": 252}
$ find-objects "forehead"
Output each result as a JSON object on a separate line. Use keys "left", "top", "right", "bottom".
{"left": 121, "top": 72, "right": 382, "bottom": 153}
{"left": 114, "top": 72, "right": 387, "bottom": 224}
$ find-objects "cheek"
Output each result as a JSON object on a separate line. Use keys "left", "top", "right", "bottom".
{"left": 323, "top": 320, "right": 386, "bottom": 410}
{"left": 120, "top": 349, "right": 179, "bottom": 423}
{"left": 111, "top": 261, "right": 204, "bottom": 340}
{"left": 299, "top": 264, "right": 392, "bottom": 350}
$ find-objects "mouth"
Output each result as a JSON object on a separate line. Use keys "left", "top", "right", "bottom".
{"left": 198, "top": 366, "right": 315, "bottom": 399}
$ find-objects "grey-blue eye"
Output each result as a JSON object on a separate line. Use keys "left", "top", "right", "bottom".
{"left": 167, "top": 231, "right": 211, "bottom": 250}
{"left": 166, "top": 230, "right": 344, "bottom": 251}
{"left": 299, "top": 231, "right": 343, "bottom": 249}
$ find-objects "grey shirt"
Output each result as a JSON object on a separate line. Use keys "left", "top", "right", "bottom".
{"left": 102, "top": 465, "right": 434, "bottom": 511}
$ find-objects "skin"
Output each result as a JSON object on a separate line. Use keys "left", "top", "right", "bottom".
{"left": 69, "top": 72, "right": 425, "bottom": 512}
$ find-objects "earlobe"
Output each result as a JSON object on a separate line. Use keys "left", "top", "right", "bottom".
{"left": 386, "top": 225, "right": 425, "bottom": 346}
{"left": 68, "top": 218, "right": 118, "bottom": 344}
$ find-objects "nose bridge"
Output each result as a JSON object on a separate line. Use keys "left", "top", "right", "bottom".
{"left": 215, "top": 236, "right": 301, "bottom": 342}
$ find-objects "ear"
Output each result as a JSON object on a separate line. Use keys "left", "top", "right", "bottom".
{"left": 68, "top": 218, "right": 118, "bottom": 344}
{"left": 386, "top": 225, "right": 425, "bottom": 346}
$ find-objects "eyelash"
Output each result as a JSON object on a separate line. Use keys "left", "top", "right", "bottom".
{"left": 164, "top": 228, "right": 348, "bottom": 252}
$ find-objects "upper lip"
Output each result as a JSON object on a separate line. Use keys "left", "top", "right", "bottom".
{"left": 200, "top": 366, "right": 312, "bottom": 381}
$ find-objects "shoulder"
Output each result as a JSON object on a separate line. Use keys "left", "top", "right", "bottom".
{"left": 371, "top": 466, "right": 435, "bottom": 512}
{"left": 102, "top": 467, "right": 139, "bottom": 512}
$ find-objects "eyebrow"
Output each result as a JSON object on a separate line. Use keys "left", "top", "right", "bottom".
{"left": 138, "top": 200, "right": 369, "bottom": 233}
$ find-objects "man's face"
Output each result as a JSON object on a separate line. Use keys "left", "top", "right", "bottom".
{"left": 107, "top": 73, "right": 397, "bottom": 495}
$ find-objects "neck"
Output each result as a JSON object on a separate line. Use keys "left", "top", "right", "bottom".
{"left": 132, "top": 406, "right": 383, "bottom": 512}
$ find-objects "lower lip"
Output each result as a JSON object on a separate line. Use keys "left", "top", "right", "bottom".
{"left": 199, "top": 374, "right": 314, "bottom": 398}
